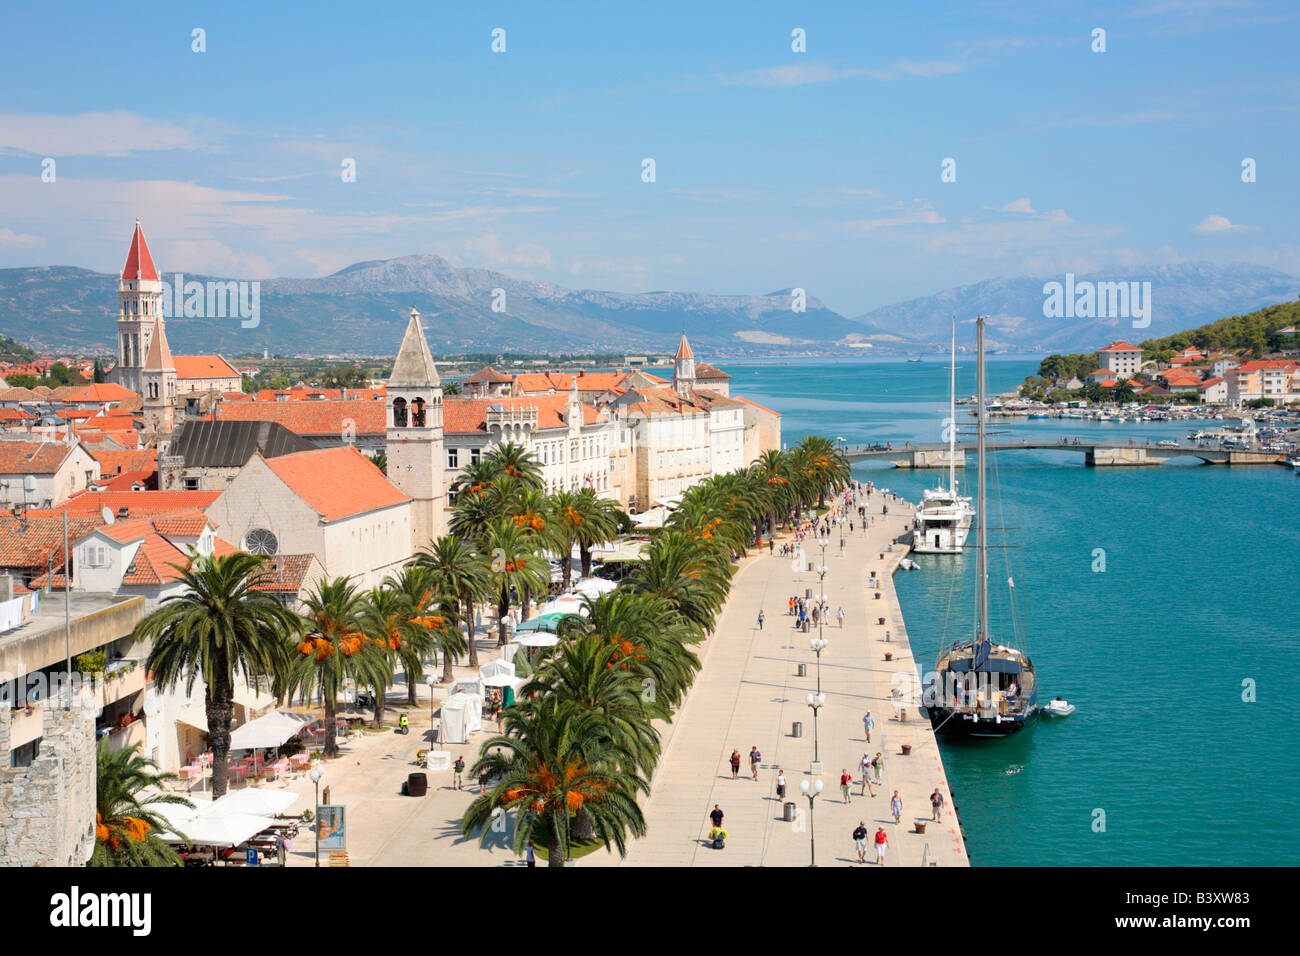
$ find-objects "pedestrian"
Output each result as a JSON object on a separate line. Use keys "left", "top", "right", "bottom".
{"left": 275, "top": 831, "right": 287, "bottom": 866}
{"left": 853, "top": 822, "right": 869, "bottom": 864}
{"left": 757, "top": 610, "right": 765, "bottom": 630}
{"left": 931, "top": 788, "right": 945, "bottom": 822}
{"left": 749, "top": 746, "right": 762, "bottom": 780}
{"left": 891, "top": 790, "right": 902, "bottom": 824}
{"left": 788, "top": 596, "right": 794, "bottom": 616}
{"left": 872, "top": 752, "right": 884, "bottom": 784}
{"left": 452, "top": 754, "right": 465, "bottom": 790}
{"left": 525, "top": 839, "right": 536, "bottom": 867}
{"left": 730, "top": 748, "right": 741, "bottom": 780}
{"left": 837, "top": 606, "right": 845, "bottom": 628}
{"left": 710, "top": 804, "right": 725, "bottom": 829}
{"left": 862, "top": 710, "right": 874, "bottom": 743}
{"left": 840, "top": 768, "right": 853, "bottom": 804}
{"left": 775, "top": 768, "right": 787, "bottom": 800}
{"left": 874, "top": 827, "right": 889, "bottom": 865}
{"left": 478, "top": 768, "right": 490, "bottom": 793}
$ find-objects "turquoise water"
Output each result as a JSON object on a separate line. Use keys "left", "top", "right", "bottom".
{"left": 721, "top": 358, "right": 1300, "bottom": 866}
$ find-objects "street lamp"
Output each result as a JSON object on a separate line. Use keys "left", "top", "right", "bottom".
{"left": 798, "top": 777, "right": 824, "bottom": 866}
{"left": 809, "top": 635, "right": 828, "bottom": 695}
{"left": 308, "top": 766, "right": 325, "bottom": 868}
{"left": 806, "top": 691, "right": 826, "bottom": 775}
{"left": 425, "top": 674, "right": 437, "bottom": 745}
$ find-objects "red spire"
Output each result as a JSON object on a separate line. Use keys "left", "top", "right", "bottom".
{"left": 122, "top": 219, "right": 159, "bottom": 281}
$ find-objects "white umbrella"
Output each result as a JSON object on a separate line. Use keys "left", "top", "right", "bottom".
{"left": 516, "top": 634, "right": 560, "bottom": 648}
{"left": 482, "top": 673, "right": 525, "bottom": 689}
{"left": 207, "top": 787, "right": 300, "bottom": 817}
{"left": 170, "top": 812, "right": 278, "bottom": 848}
{"left": 229, "top": 711, "right": 314, "bottom": 751}
{"left": 573, "top": 577, "right": 617, "bottom": 598}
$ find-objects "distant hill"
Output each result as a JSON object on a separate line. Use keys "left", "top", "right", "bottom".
{"left": 851, "top": 263, "right": 1299, "bottom": 352}
{"left": 0, "top": 255, "right": 1294, "bottom": 357}
{"left": 1139, "top": 300, "right": 1300, "bottom": 355}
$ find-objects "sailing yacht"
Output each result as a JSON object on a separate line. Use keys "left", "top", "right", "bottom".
{"left": 913, "top": 320, "right": 974, "bottom": 554}
{"left": 924, "top": 315, "right": 1039, "bottom": 738}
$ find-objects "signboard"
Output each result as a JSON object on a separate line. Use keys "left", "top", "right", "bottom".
{"left": 245, "top": 846, "right": 259, "bottom": 866}
{"left": 317, "top": 804, "right": 346, "bottom": 850}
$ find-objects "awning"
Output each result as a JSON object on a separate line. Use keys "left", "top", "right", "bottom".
{"left": 229, "top": 710, "right": 314, "bottom": 751}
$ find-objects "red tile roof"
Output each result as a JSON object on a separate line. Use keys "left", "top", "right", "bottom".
{"left": 0, "top": 440, "right": 77, "bottom": 475}
{"left": 695, "top": 362, "right": 730, "bottom": 380}
{"left": 94, "top": 468, "right": 157, "bottom": 492}
{"left": 174, "top": 355, "right": 240, "bottom": 380}
{"left": 206, "top": 399, "right": 386, "bottom": 435}
{"left": 1098, "top": 341, "right": 1141, "bottom": 352}
{"left": 122, "top": 221, "right": 159, "bottom": 282}
{"left": 60, "top": 382, "right": 137, "bottom": 403}
{"left": 87, "top": 447, "right": 155, "bottom": 476}
{"left": 0, "top": 514, "right": 104, "bottom": 568}
{"left": 734, "top": 396, "right": 781, "bottom": 417}
{"left": 44, "top": 489, "right": 220, "bottom": 516}
{"left": 442, "top": 395, "right": 602, "bottom": 434}
{"left": 261, "top": 446, "right": 409, "bottom": 521}
{"left": 250, "top": 553, "right": 318, "bottom": 592}
{"left": 463, "top": 365, "right": 514, "bottom": 384}
{"left": 674, "top": 334, "right": 695, "bottom": 361}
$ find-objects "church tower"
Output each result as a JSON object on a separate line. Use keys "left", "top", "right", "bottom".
{"left": 112, "top": 220, "right": 164, "bottom": 396}
{"left": 386, "top": 307, "right": 446, "bottom": 549}
{"left": 140, "top": 313, "right": 177, "bottom": 434}
{"left": 672, "top": 331, "right": 696, "bottom": 395}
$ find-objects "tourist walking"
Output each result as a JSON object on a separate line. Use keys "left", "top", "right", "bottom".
{"left": 710, "top": 804, "right": 725, "bottom": 829}
{"left": 931, "top": 788, "right": 945, "bottom": 822}
{"left": 525, "top": 840, "right": 536, "bottom": 867}
{"left": 840, "top": 768, "right": 853, "bottom": 804}
{"left": 862, "top": 710, "right": 874, "bottom": 743}
{"left": 775, "top": 768, "right": 787, "bottom": 800}
{"left": 853, "top": 822, "right": 869, "bottom": 864}
{"left": 891, "top": 790, "right": 902, "bottom": 824}
{"left": 858, "top": 753, "right": 875, "bottom": 797}
{"left": 749, "top": 746, "right": 762, "bottom": 780}
{"left": 730, "top": 748, "right": 741, "bottom": 779}
{"left": 872, "top": 752, "right": 884, "bottom": 784}
{"left": 837, "top": 606, "right": 845, "bottom": 628}
{"left": 757, "top": 610, "right": 765, "bottom": 630}
{"left": 275, "top": 832, "right": 287, "bottom": 866}
{"left": 452, "top": 755, "right": 465, "bottom": 790}
{"left": 874, "top": 827, "right": 889, "bottom": 865}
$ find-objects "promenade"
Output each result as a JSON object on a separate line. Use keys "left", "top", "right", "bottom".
{"left": 595, "top": 494, "right": 969, "bottom": 867}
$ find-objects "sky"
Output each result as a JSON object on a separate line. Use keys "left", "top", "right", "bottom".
{"left": 1, "top": 0, "right": 1297, "bottom": 317}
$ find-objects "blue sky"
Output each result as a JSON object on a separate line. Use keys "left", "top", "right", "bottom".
{"left": 1, "top": 0, "right": 1297, "bottom": 316}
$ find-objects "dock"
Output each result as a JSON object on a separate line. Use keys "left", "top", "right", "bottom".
{"left": 844, "top": 440, "right": 1282, "bottom": 468}
{"left": 596, "top": 492, "right": 969, "bottom": 867}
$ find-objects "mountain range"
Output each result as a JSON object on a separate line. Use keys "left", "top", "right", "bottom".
{"left": 0, "top": 256, "right": 1294, "bottom": 358}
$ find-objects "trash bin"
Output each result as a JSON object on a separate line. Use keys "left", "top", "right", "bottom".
{"left": 783, "top": 801, "right": 797, "bottom": 822}
{"left": 796, "top": 663, "right": 807, "bottom": 677}
{"left": 802, "top": 619, "right": 810, "bottom": 632}
{"left": 406, "top": 772, "right": 428, "bottom": 797}
{"left": 791, "top": 721, "right": 803, "bottom": 738}
{"left": 805, "top": 588, "right": 813, "bottom": 599}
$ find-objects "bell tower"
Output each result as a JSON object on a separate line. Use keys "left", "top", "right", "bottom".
{"left": 386, "top": 307, "right": 446, "bottom": 549}
{"left": 672, "top": 331, "right": 696, "bottom": 395}
{"left": 112, "top": 219, "right": 163, "bottom": 396}
{"left": 141, "top": 313, "right": 177, "bottom": 434}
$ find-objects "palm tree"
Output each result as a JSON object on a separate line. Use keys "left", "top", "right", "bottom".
{"left": 625, "top": 530, "right": 732, "bottom": 635}
{"left": 140, "top": 552, "right": 300, "bottom": 797}
{"left": 386, "top": 564, "right": 467, "bottom": 697}
{"left": 92, "top": 740, "right": 193, "bottom": 867}
{"left": 484, "top": 440, "right": 543, "bottom": 489}
{"left": 461, "top": 696, "right": 646, "bottom": 867}
{"left": 357, "top": 586, "right": 422, "bottom": 728}
{"left": 752, "top": 448, "right": 794, "bottom": 533}
{"left": 482, "top": 518, "right": 549, "bottom": 645}
{"left": 416, "top": 536, "right": 490, "bottom": 670}
{"left": 286, "top": 577, "right": 390, "bottom": 757}
{"left": 574, "top": 489, "right": 623, "bottom": 578}
{"left": 547, "top": 490, "right": 582, "bottom": 590}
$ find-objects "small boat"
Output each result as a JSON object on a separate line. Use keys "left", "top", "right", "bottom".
{"left": 899, "top": 558, "right": 920, "bottom": 570}
{"left": 1042, "top": 697, "right": 1075, "bottom": 717}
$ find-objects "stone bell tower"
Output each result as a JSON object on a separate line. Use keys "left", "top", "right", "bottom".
{"left": 385, "top": 307, "right": 446, "bottom": 548}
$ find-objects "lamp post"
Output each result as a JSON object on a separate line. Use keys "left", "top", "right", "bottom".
{"left": 798, "top": 777, "right": 824, "bottom": 866}
{"left": 308, "top": 766, "right": 324, "bottom": 867}
{"left": 809, "top": 635, "right": 827, "bottom": 696}
{"left": 426, "top": 674, "right": 437, "bottom": 746}
{"left": 806, "top": 691, "right": 825, "bottom": 775}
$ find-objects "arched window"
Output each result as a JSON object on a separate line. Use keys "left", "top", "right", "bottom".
{"left": 412, "top": 397, "right": 426, "bottom": 427}
{"left": 392, "top": 397, "right": 407, "bottom": 427}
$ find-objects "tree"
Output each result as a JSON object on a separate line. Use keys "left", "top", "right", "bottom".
{"left": 461, "top": 696, "right": 647, "bottom": 867}
{"left": 385, "top": 564, "right": 467, "bottom": 696}
{"left": 286, "top": 577, "right": 390, "bottom": 758}
{"left": 441, "top": 379, "right": 463, "bottom": 396}
{"left": 368, "top": 451, "right": 387, "bottom": 475}
{"left": 93, "top": 359, "right": 107, "bottom": 383}
{"left": 416, "top": 536, "right": 489, "bottom": 670}
{"left": 482, "top": 518, "right": 549, "bottom": 645}
{"left": 92, "top": 741, "right": 193, "bottom": 867}
{"left": 357, "top": 586, "right": 417, "bottom": 728}
{"left": 140, "top": 553, "right": 300, "bottom": 798}
{"left": 483, "top": 441, "right": 543, "bottom": 489}
{"left": 574, "top": 489, "right": 623, "bottom": 578}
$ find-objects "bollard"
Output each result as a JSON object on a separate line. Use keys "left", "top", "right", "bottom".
{"left": 791, "top": 721, "right": 803, "bottom": 738}
{"left": 784, "top": 801, "right": 797, "bottom": 822}
{"left": 796, "top": 663, "right": 807, "bottom": 677}
{"left": 884, "top": 652, "right": 892, "bottom": 661}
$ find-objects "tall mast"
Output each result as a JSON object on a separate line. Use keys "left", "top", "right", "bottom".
{"left": 948, "top": 315, "right": 957, "bottom": 492}
{"left": 976, "top": 314, "right": 989, "bottom": 641}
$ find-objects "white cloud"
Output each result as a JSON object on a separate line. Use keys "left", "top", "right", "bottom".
{"left": 997, "top": 198, "right": 1037, "bottom": 214}
{"left": 843, "top": 200, "right": 945, "bottom": 232}
{"left": 462, "top": 233, "right": 553, "bottom": 270}
{"left": 0, "top": 111, "right": 200, "bottom": 156}
{"left": 718, "top": 60, "right": 962, "bottom": 88}
{"left": 1193, "top": 214, "right": 1248, "bottom": 233}
{"left": 0, "top": 227, "right": 40, "bottom": 246}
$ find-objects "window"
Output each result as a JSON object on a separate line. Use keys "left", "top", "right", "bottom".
{"left": 85, "top": 544, "right": 108, "bottom": 568}
{"left": 182, "top": 477, "right": 200, "bottom": 491}
{"left": 243, "top": 528, "right": 278, "bottom": 555}
{"left": 470, "top": 448, "right": 481, "bottom": 465}
{"left": 448, "top": 448, "right": 459, "bottom": 469}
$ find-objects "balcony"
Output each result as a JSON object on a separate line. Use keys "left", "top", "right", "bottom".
{"left": 100, "top": 660, "right": 145, "bottom": 707}
{"left": 102, "top": 717, "right": 147, "bottom": 753}
{"left": 7, "top": 702, "right": 43, "bottom": 749}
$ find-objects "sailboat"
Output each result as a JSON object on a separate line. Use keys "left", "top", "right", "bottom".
{"left": 924, "top": 315, "right": 1039, "bottom": 738}
{"left": 912, "top": 319, "right": 974, "bottom": 554}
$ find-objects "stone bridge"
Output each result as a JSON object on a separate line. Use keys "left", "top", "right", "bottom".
{"left": 842, "top": 441, "right": 1283, "bottom": 468}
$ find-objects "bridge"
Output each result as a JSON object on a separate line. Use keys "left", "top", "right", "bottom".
{"left": 842, "top": 440, "right": 1284, "bottom": 468}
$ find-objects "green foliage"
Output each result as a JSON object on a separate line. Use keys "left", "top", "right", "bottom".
{"left": 1140, "top": 300, "right": 1300, "bottom": 358}
{"left": 74, "top": 650, "right": 107, "bottom": 675}
{"left": 92, "top": 741, "right": 192, "bottom": 867}
{"left": 0, "top": 333, "right": 39, "bottom": 363}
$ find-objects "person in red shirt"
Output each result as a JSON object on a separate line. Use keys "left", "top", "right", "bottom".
{"left": 874, "top": 827, "right": 889, "bottom": 865}
{"left": 840, "top": 769, "right": 853, "bottom": 804}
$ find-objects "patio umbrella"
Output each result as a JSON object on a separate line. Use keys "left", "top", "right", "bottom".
{"left": 206, "top": 787, "right": 300, "bottom": 817}
{"left": 516, "top": 634, "right": 559, "bottom": 648}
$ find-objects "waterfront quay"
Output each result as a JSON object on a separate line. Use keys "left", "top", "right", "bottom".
{"left": 845, "top": 440, "right": 1282, "bottom": 468}
{"left": 598, "top": 494, "right": 968, "bottom": 867}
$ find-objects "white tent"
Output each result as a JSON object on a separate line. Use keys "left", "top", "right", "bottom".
{"left": 152, "top": 801, "right": 278, "bottom": 848}
{"left": 449, "top": 676, "right": 483, "bottom": 698}
{"left": 228, "top": 711, "right": 315, "bottom": 751}
{"left": 440, "top": 692, "right": 483, "bottom": 744}
{"left": 478, "top": 659, "right": 515, "bottom": 683}
{"left": 632, "top": 507, "right": 668, "bottom": 529}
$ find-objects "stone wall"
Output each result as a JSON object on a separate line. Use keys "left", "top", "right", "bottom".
{"left": 0, "top": 699, "right": 96, "bottom": 866}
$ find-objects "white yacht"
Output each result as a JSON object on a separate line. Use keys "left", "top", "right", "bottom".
{"left": 914, "top": 319, "right": 975, "bottom": 555}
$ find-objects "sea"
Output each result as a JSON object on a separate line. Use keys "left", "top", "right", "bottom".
{"left": 718, "top": 356, "right": 1300, "bottom": 867}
